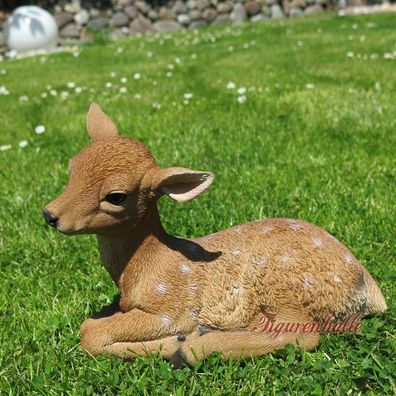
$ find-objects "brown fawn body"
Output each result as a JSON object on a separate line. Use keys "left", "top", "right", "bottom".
{"left": 44, "top": 104, "right": 386, "bottom": 366}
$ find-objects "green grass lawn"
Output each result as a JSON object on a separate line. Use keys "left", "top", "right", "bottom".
{"left": 0, "top": 13, "right": 395, "bottom": 395}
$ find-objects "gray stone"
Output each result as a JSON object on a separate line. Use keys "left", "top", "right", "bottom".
{"left": 244, "top": 0, "right": 262, "bottom": 15}
{"left": 64, "top": 0, "right": 81, "bottom": 14}
{"left": 110, "top": 12, "right": 129, "bottom": 27}
{"left": 189, "top": 19, "right": 208, "bottom": 28}
{"left": 217, "top": 2, "right": 233, "bottom": 13}
{"left": 304, "top": 4, "right": 323, "bottom": 13}
{"left": 230, "top": 3, "right": 247, "bottom": 23}
{"left": 74, "top": 9, "right": 90, "bottom": 25}
{"left": 109, "top": 29, "right": 125, "bottom": 40}
{"left": 54, "top": 12, "right": 74, "bottom": 28}
{"left": 60, "top": 23, "right": 81, "bottom": 38}
{"left": 289, "top": 7, "right": 303, "bottom": 16}
{"left": 159, "top": 7, "right": 176, "bottom": 20}
{"left": 187, "top": 0, "right": 197, "bottom": 9}
{"left": 196, "top": 0, "right": 210, "bottom": 9}
{"left": 135, "top": 1, "right": 150, "bottom": 14}
{"left": 172, "top": 0, "right": 189, "bottom": 14}
{"left": 270, "top": 4, "right": 284, "bottom": 18}
{"left": 124, "top": 5, "right": 138, "bottom": 19}
{"left": 148, "top": 10, "right": 159, "bottom": 21}
{"left": 90, "top": 8, "right": 100, "bottom": 17}
{"left": 129, "top": 14, "right": 155, "bottom": 33}
{"left": 290, "top": 0, "right": 306, "bottom": 7}
{"left": 213, "top": 14, "right": 230, "bottom": 24}
{"left": 153, "top": 20, "right": 183, "bottom": 32}
{"left": 250, "top": 13, "right": 269, "bottom": 21}
{"left": 87, "top": 17, "right": 109, "bottom": 31}
{"left": 118, "top": 0, "right": 133, "bottom": 5}
{"left": 202, "top": 7, "right": 217, "bottom": 22}
{"left": 189, "top": 9, "right": 203, "bottom": 20}
{"left": 177, "top": 14, "right": 191, "bottom": 25}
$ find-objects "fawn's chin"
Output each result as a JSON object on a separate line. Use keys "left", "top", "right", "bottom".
{"left": 57, "top": 226, "right": 89, "bottom": 236}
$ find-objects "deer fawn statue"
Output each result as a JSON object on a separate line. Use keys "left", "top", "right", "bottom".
{"left": 43, "top": 104, "right": 386, "bottom": 366}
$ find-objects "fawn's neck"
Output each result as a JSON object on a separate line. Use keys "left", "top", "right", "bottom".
{"left": 97, "top": 205, "right": 170, "bottom": 287}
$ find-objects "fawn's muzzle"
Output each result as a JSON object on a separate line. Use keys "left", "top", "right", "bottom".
{"left": 42, "top": 209, "right": 59, "bottom": 228}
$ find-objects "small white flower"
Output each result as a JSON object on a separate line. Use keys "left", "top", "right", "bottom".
{"left": 41, "top": 92, "right": 48, "bottom": 98}
{"left": 237, "top": 95, "right": 247, "bottom": 104}
{"left": 167, "top": 64, "right": 174, "bottom": 70}
{"left": 237, "top": 87, "right": 246, "bottom": 95}
{"left": 147, "top": 51, "right": 153, "bottom": 58}
{"left": 19, "top": 140, "right": 28, "bottom": 148}
{"left": 110, "top": 72, "right": 116, "bottom": 78}
{"left": 184, "top": 92, "right": 193, "bottom": 100}
{"left": 174, "top": 57, "right": 181, "bottom": 64}
{"left": 0, "top": 86, "right": 10, "bottom": 95}
{"left": 61, "top": 91, "right": 69, "bottom": 99}
{"left": 19, "top": 95, "right": 28, "bottom": 102}
{"left": 50, "top": 89, "right": 57, "bottom": 96}
{"left": 75, "top": 87, "right": 82, "bottom": 94}
{"left": 120, "top": 77, "right": 128, "bottom": 83}
{"left": 35, "top": 125, "right": 45, "bottom": 134}
{"left": 133, "top": 73, "right": 141, "bottom": 80}
{"left": 133, "top": 93, "right": 142, "bottom": 100}
{"left": 191, "top": 53, "right": 197, "bottom": 59}
{"left": 228, "top": 46, "right": 234, "bottom": 52}
{"left": 166, "top": 72, "right": 173, "bottom": 78}
{"left": 117, "top": 47, "right": 123, "bottom": 53}
{"left": 0, "top": 144, "right": 11, "bottom": 151}
{"left": 227, "top": 81, "right": 236, "bottom": 89}
{"left": 346, "top": 51, "right": 354, "bottom": 58}
{"left": 306, "top": 83, "right": 315, "bottom": 90}
{"left": 0, "top": 69, "right": 6, "bottom": 75}
{"left": 119, "top": 87, "right": 127, "bottom": 94}
{"left": 152, "top": 102, "right": 161, "bottom": 110}
{"left": 67, "top": 82, "right": 76, "bottom": 88}
{"left": 105, "top": 82, "right": 112, "bottom": 88}
{"left": 384, "top": 53, "right": 394, "bottom": 60}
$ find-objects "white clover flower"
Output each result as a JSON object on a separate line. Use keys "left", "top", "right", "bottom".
{"left": 346, "top": 51, "right": 354, "bottom": 58}
{"left": 75, "top": 87, "right": 82, "bottom": 94}
{"left": 35, "top": 125, "right": 45, "bottom": 134}
{"left": 105, "top": 82, "right": 112, "bottom": 88}
{"left": 46, "top": 85, "right": 52, "bottom": 90}
{"left": 0, "top": 144, "right": 11, "bottom": 151}
{"left": 121, "top": 77, "right": 128, "bottom": 83}
{"left": 61, "top": 91, "right": 69, "bottom": 99}
{"left": 19, "top": 95, "right": 29, "bottom": 102}
{"left": 166, "top": 72, "right": 173, "bottom": 78}
{"left": 0, "top": 69, "right": 6, "bottom": 75}
{"left": 117, "top": 47, "right": 123, "bottom": 53}
{"left": 183, "top": 100, "right": 189, "bottom": 105}
{"left": 227, "top": 81, "right": 236, "bottom": 89}
{"left": 174, "top": 57, "right": 181, "bottom": 64}
{"left": 0, "top": 86, "right": 10, "bottom": 95}
{"left": 191, "top": 53, "right": 197, "bottom": 59}
{"left": 237, "top": 87, "right": 246, "bottom": 95}
{"left": 50, "top": 89, "right": 57, "bottom": 96}
{"left": 41, "top": 92, "right": 48, "bottom": 98}
{"left": 147, "top": 52, "right": 153, "bottom": 58}
{"left": 119, "top": 87, "right": 127, "bottom": 94}
{"left": 67, "top": 82, "right": 76, "bottom": 88}
{"left": 110, "top": 71, "right": 116, "bottom": 78}
{"left": 133, "top": 93, "right": 142, "bottom": 100}
{"left": 237, "top": 95, "right": 247, "bottom": 104}
{"left": 19, "top": 140, "right": 28, "bottom": 148}
{"left": 152, "top": 102, "right": 161, "bottom": 110}
{"left": 228, "top": 46, "right": 234, "bottom": 52}
{"left": 306, "top": 83, "right": 315, "bottom": 90}
{"left": 384, "top": 53, "right": 394, "bottom": 60}
{"left": 184, "top": 92, "right": 193, "bottom": 100}
{"left": 133, "top": 73, "right": 141, "bottom": 80}
{"left": 167, "top": 64, "right": 174, "bottom": 70}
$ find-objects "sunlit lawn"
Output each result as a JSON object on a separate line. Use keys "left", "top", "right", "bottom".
{"left": 0, "top": 13, "right": 395, "bottom": 394}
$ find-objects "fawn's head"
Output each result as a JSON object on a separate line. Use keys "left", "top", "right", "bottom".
{"left": 43, "top": 104, "right": 214, "bottom": 235}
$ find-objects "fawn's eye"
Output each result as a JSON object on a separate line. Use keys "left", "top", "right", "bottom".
{"left": 105, "top": 193, "right": 127, "bottom": 205}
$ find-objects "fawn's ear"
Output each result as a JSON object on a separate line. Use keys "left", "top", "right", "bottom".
{"left": 151, "top": 167, "right": 214, "bottom": 202}
{"left": 86, "top": 103, "right": 119, "bottom": 141}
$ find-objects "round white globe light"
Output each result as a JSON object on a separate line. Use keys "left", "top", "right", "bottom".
{"left": 5, "top": 6, "right": 58, "bottom": 53}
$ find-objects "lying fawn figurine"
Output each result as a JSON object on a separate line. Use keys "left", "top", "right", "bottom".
{"left": 43, "top": 104, "right": 386, "bottom": 366}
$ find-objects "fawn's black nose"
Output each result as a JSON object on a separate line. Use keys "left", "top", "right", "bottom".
{"left": 42, "top": 209, "right": 58, "bottom": 228}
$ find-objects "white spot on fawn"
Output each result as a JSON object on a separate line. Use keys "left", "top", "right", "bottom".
{"left": 313, "top": 237, "right": 323, "bottom": 247}
{"left": 160, "top": 314, "right": 172, "bottom": 326}
{"left": 254, "top": 257, "right": 267, "bottom": 267}
{"left": 303, "top": 276, "right": 316, "bottom": 289}
{"left": 281, "top": 254, "right": 291, "bottom": 265}
{"left": 233, "top": 227, "right": 242, "bottom": 234}
{"left": 345, "top": 254, "right": 354, "bottom": 265}
{"left": 231, "top": 283, "right": 243, "bottom": 295}
{"left": 288, "top": 220, "right": 302, "bottom": 231}
{"left": 155, "top": 283, "right": 168, "bottom": 294}
{"left": 262, "top": 226, "right": 273, "bottom": 233}
{"left": 179, "top": 263, "right": 191, "bottom": 274}
{"left": 188, "top": 283, "right": 199, "bottom": 293}
{"left": 333, "top": 274, "right": 342, "bottom": 283}
{"left": 189, "top": 308, "right": 199, "bottom": 318}
{"left": 232, "top": 249, "right": 242, "bottom": 257}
